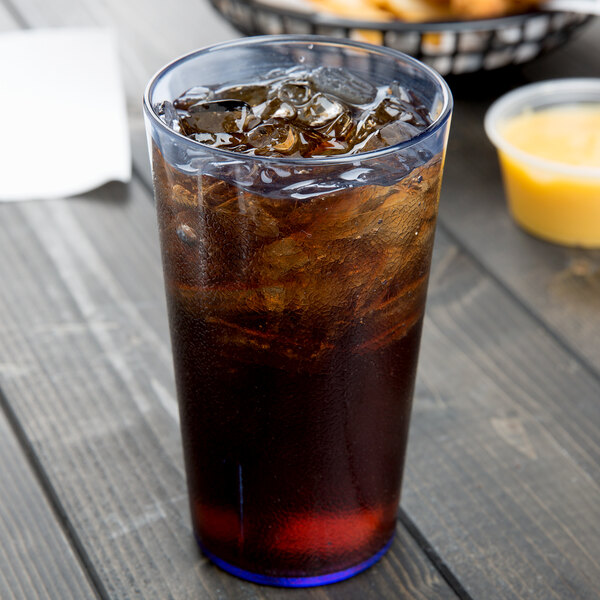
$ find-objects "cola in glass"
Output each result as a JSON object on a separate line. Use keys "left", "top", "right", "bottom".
{"left": 144, "top": 36, "right": 452, "bottom": 587}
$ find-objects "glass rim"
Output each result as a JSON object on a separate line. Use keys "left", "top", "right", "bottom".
{"left": 484, "top": 78, "right": 600, "bottom": 179}
{"left": 143, "top": 34, "right": 453, "bottom": 166}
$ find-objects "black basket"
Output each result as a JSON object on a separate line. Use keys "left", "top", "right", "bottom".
{"left": 209, "top": 0, "right": 593, "bottom": 75}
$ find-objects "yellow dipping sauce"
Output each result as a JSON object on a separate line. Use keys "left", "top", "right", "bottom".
{"left": 497, "top": 104, "right": 600, "bottom": 248}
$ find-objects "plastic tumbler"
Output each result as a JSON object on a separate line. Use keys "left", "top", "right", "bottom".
{"left": 144, "top": 35, "right": 452, "bottom": 587}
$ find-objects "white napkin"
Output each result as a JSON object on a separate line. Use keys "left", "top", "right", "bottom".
{"left": 0, "top": 28, "right": 131, "bottom": 201}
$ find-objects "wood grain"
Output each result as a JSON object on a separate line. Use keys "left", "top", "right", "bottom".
{"left": 0, "top": 396, "right": 98, "bottom": 599}
{"left": 405, "top": 232, "right": 600, "bottom": 600}
{"left": 438, "top": 20, "right": 600, "bottom": 378}
{"left": 0, "top": 7, "right": 98, "bottom": 600}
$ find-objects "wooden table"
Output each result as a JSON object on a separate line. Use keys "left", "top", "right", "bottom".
{"left": 0, "top": 2, "right": 599, "bottom": 598}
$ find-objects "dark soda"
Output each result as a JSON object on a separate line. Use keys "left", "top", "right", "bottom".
{"left": 150, "top": 64, "right": 444, "bottom": 582}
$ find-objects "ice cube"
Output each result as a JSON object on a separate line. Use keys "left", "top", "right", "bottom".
{"left": 317, "top": 111, "right": 354, "bottom": 142}
{"left": 356, "top": 98, "right": 401, "bottom": 134}
{"left": 215, "top": 84, "right": 270, "bottom": 106}
{"left": 188, "top": 98, "right": 250, "bottom": 113}
{"left": 253, "top": 97, "right": 297, "bottom": 120}
{"left": 155, "top": 101, "right": 180, "bottom": 131}
{"left": 406, "top": 90, "right": 431, "bottom": 126}
{"left": 310, "top": 67, "right": 377, "bottom": 105}
{"left": 389, "top": 82, "right": 411, "bottom": 104}
{"left": 173, "top": 86, "right": 212, "bottom": 109}
{"left": 171, "top": 183, "right": 198, "bottom": 207}
{"left": 347, "top": 130, "right": 385, "bottom": 154}
{"left": 246, "top": 123, "right": 300, "bottom": 155}
{"left": 296, "top": 93, "right": 344, "bottom": 128}
{"left": 378, "top": 122, "right": 421, "bottom": 146}
{"left": 277, "top": 82, "right": 312, "bottom": 105}
{"left": 260, "top": 237, "right": 309, "bottom": 280}
{"left": 180, "top": 100, "right": 256, "bottom": 135}
{"left": 272, "top": 127, "right": 299, "bottom": 154}
{"left": 167, "top": 67, "right": 434, "bottom": 158}
{"left": 190, "top": 132, "right": 243, "bottom": 150}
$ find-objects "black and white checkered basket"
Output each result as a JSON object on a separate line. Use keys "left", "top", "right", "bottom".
{"left": 209, "top": 0, "right": 593, "bottom": 75}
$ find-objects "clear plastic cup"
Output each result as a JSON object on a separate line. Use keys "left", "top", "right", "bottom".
{"left": 485, "top": 78, "right": 600, "bottom": 248}
{"left": 144, "top": 35, "right": 452, "bottom": 587}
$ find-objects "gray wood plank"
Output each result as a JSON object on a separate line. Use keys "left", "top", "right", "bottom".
{"left": 0, "top": 399, "right": 98, "bottom": 600}
{"left": 0, "top": 188, "right": 459, "bottom": 600}
{"left": 406, "top": 232, "right": 600, "bottom": 600}
{"left": 0, "top": 7, "right": 100, "bottom": 600}
{"left": 437, "top": 19, "right": 600, "bottom": 377}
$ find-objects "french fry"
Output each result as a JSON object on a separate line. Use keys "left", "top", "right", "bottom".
{"left": 310, "top": 0, "right": 543, "bottom": 23}
{"left": 350, "top": 29, "right": 386, "bottom": 44}
{"left": 450, "top": 0, "right": 538, "bottom": 18}
{"left": 308, "top": 0, "right": 393, "bottom": 21}
{"left": 307, "top": 0, "right": 541, "bottom": 22}
{"left": 377, "top": 0, "right": 453, "bottom": 22}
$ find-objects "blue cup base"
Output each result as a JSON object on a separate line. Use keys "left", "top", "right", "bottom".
{"left": 196, "top": 536, "right": 394, "bottom": 588}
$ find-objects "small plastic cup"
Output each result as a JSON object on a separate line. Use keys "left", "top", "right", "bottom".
{"left": 485, "top": 79, "right": 600, "bottom": 248}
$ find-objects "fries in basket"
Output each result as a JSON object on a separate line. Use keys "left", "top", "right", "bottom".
{"left": 308, "top": 0, "right": 541, "bottom": 21}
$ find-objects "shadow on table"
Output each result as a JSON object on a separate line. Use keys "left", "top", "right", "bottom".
{"left": 75, "top": 180, "right": 133, "bottom": 206}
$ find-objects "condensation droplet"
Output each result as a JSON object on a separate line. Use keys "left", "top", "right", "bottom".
{"left": 176, "top": 223, "right": 198, "bottom": 245}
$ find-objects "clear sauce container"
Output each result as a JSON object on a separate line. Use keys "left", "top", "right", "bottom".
{"left": 485, "top": 79, "right": 600, "bottom": 248}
